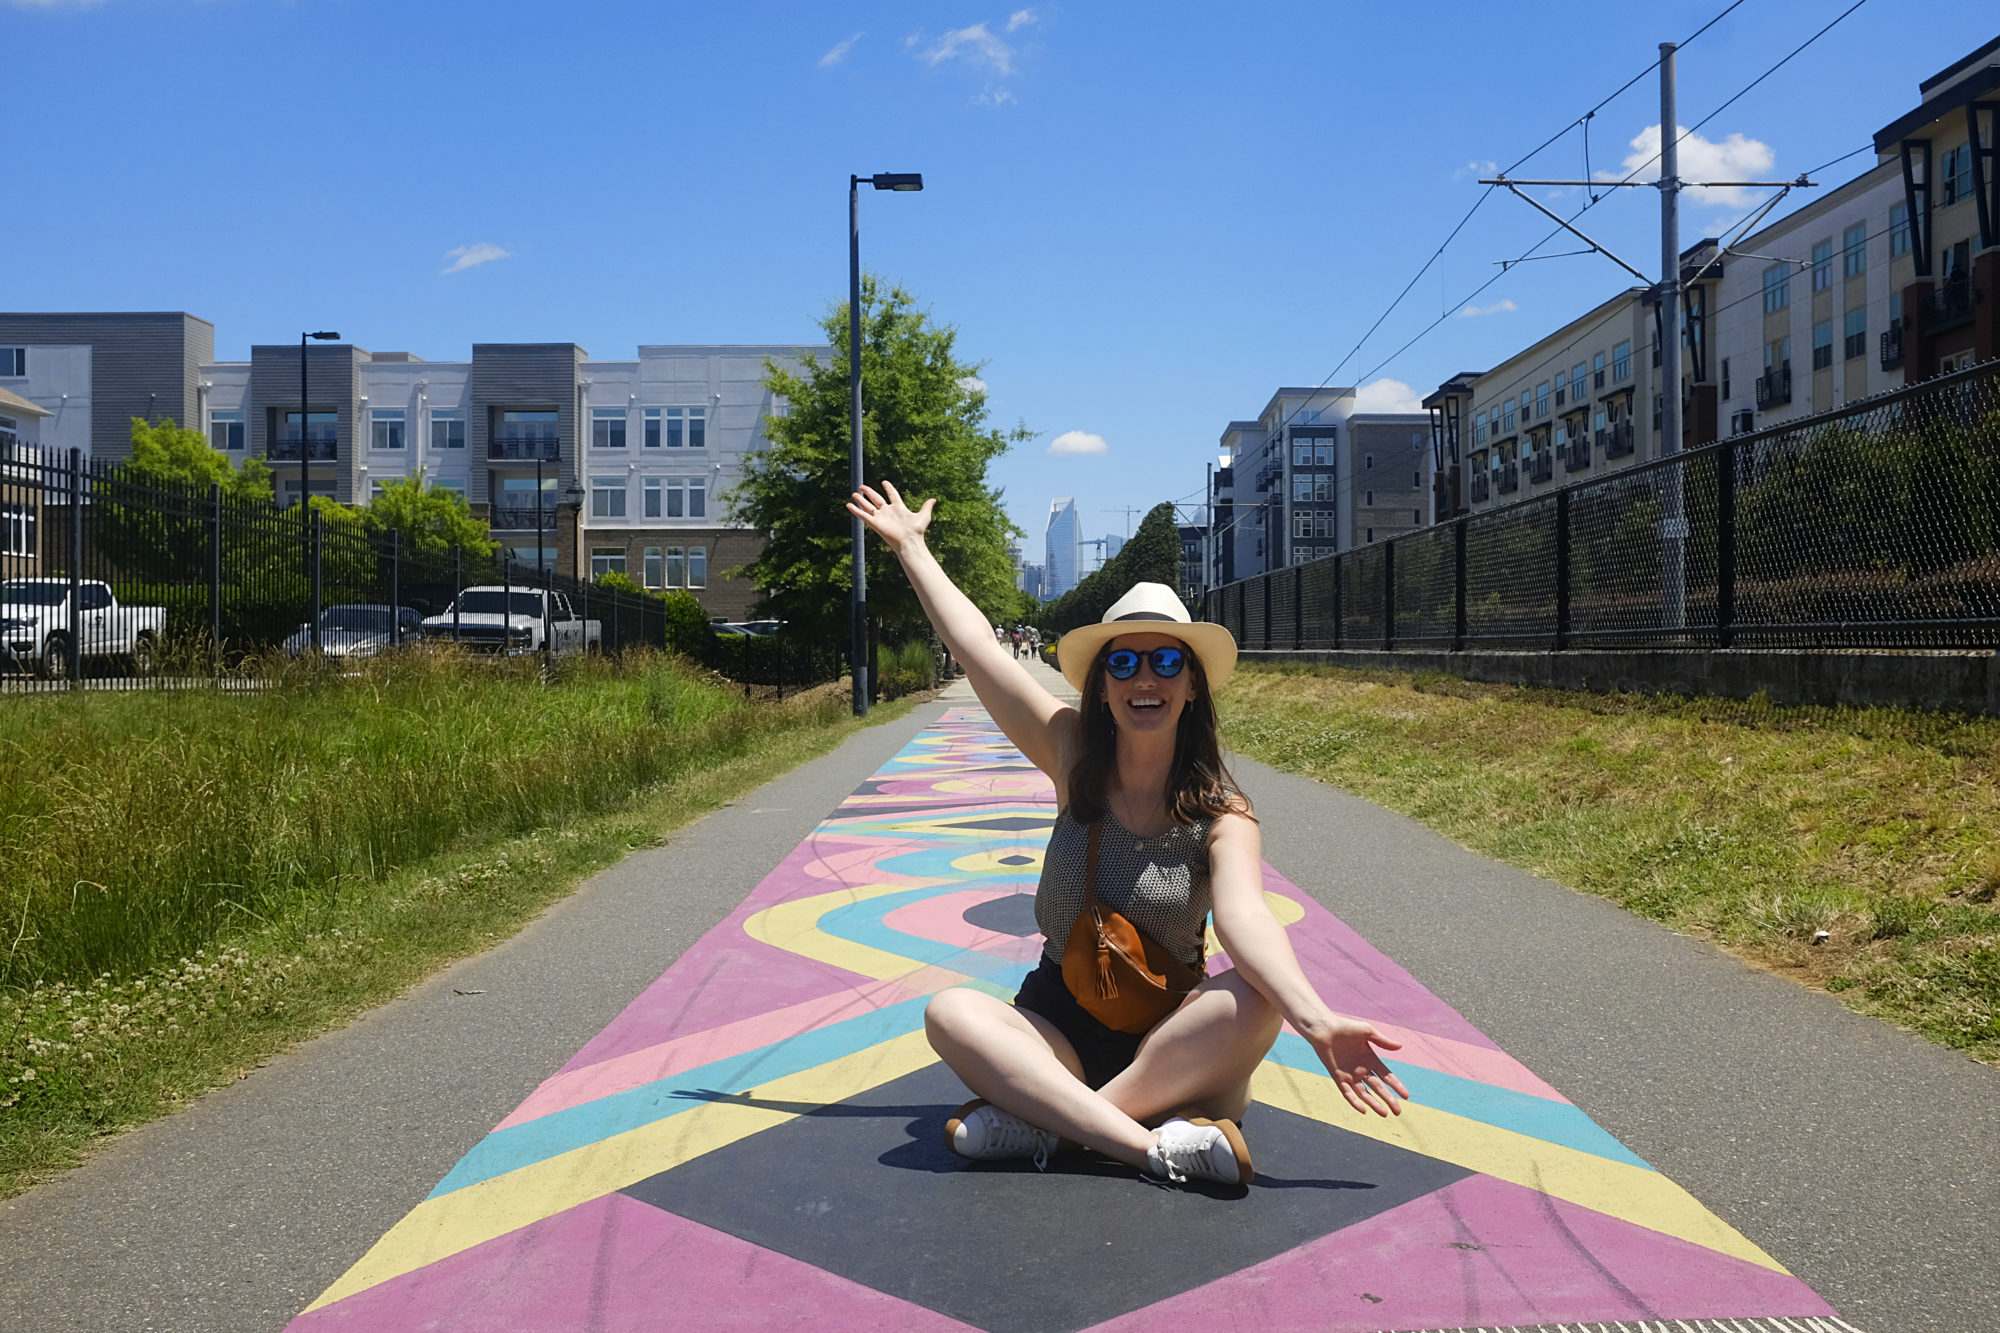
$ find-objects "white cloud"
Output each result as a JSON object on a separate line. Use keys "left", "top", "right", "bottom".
{"left": 1352, "top": 379, "right": 1424, "bottom": 414}
{"left": 1455, "top": 158, "right": 1499, "bottom": 181}
{"left": 441, "top": 243, "right": 513, "bottom": 275}
{"left": 1604, "top": 124, "right": 1776, "bottom": 208}
{"left": 818, "top": 32, "right": 863, "bottom": 67}
{"left": 957, "top": 376, "right": 988, "bottom": 397}
{"left": 1006, "top": 8, "right": 1038, "bottom": 31}
{"left": 913, "top": 22, "right": 1015, "bottom": 76}
{"left": 971, "top": 86, "right": 1016, "bottom": 106}
{"left": 1456, "top": 299, "right": 1518, "bottom": 318}
{"left": 1047, "top": 430, "right": 1107, "bottom": 456}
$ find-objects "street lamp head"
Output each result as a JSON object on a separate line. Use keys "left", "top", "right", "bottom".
{"left": 869, "top": 173, "right": 923, "bottom": 192}
{"left": 308, "top": 330, "right": 340, "bottom": 341}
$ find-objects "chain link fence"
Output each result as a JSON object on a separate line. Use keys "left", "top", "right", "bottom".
{"left": 1203, "top": 361, "right": 2000, "bottom": 655}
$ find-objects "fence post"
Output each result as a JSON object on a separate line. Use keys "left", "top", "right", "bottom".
{"left": 1261, "top": 572, "right": 1272, "bottom": 651}
{"left": 1383, "top": 539, "right": 1396, "bottom": 652}
{"left": 778, "top": 636, "right": 785, "bottom": 702}
{"left": 1716, "top": 439, "right": 1737, "bottom": 649}
{"left": 1452, "top": 517, "right": 1468, "bottom": 652}
{"left": 1294, "top": 564, "right": 1304, "bottom": 650}
{"left": 309, "top": 508, "right": 324, "bottom": 656}
{"left": 389, "top": 528, "right": 402, "bottom": 648}
{"left": 67, "top": 447, "right": 83, "bottom": 688}
{"left": 1332, "top": 554, "right": 1344, "bottom": 651}
{"left": 1555, "top": 487, "right": 1571, "bottom": 652}
{"left": 452, "top": 543, "right": 462, "bottom": 644}
{"left": 209, "top": 481, "right": 223, "bottom": 677}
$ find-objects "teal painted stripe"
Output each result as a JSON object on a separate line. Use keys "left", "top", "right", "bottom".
{"left": 1265, "top": 1033, "right": 1652, "bottom": 1170}
{"left": 818, "top": 883, "right": 1036, "bottom": 979}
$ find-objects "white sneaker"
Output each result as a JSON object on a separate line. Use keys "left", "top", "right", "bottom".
{"left": 1145, "top": 1117, "right": 1253, "bottom": 1185}
{"left": 944, "top": 1099, "right": 1065, "bottom": 1171}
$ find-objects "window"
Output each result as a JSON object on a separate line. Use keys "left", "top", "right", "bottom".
{"left": 1812, "top": 321, "right": 1833, "bottom": 371}
{"left": 655, "top": 406, "right": 706, "bottom": 449}
{"left": 1844, "top": 308, "right": 1867, "bottom": 360}
{"left": 663, "top": 546, "right": 686, "bottom": 586}
{"left": 1313, "top": 475, "right": 1335, "bottom": 502}
{"left": 1890, "top": 290, "right": 1903, "bottom": 327}
{"left": 1593, "top": 351, "right": 1607, "bottom": 388}
{"left": 1611, "top": 341, "right": 1631, "bottom": 380}
{"left": 1293, "top": 511, "right": 1311, "bottom": 538}
{"left": 591, "top": 547, "right": 627, "bottom": 577}
{"left": 1731, "top": 409, "right": 1755, "bottom": 434}
{"left": 1293, "top": 546, "right": 1314, "bottom": 565}
{"left": 1364, "top": 490, "right": 1374, "bottom": 505}
{"left": 1535, "top": 382, "right": 1550, "bottom": 417}
{"left": 1365, "top": 528, "right": 1374, "bottom": 543}
{"left": 1763, "top": 263, "right": 1790, "bottom": 313}
{"left": 1572, "top": 362, "right": 1589, "bottom": 396}
{"left": 509, "top": 547, "right": 558, "bottom": 567}
{"left": 209, "top": 410, "right": 244, "bottom": 452}
{"left": 1314, "top": 441, "right": 1334, "bottom": 465}
{"left": 644, "top": 409, "right": 662, "bottom": 448}
{"left": 0, "top": 348, "right": 24, "bottom": 377}
{"left": 1363, "top": 452, "right": 1374, "bottom": 469}
{"left": 1721, "top": 357, "right": 1731, "bottom": 400}
{"left": 1293, "top": 443, "right": 1312, "bottom": 466}
{"left": 591, "top": 475, "right": 626, "bottom": 518}
{"left": 432, "top": 479, "right": 467, "bottom": 498}
{"left": 1474, "top": 411, "right": 1488, "bottom": 444}
{"left": 1942, "top": 349, "right": 1974, "bottom": 374}
{"left": 369, "top": 481, "right": 388, "bottom": 502}
{"left": 431, "top": 408, "right": 465, "bottom": 450}
{"left": 1412, "top": 510, "right": 1421, "bottom": 523}
{"left": 1941, "top": 144, "right": 1973, "bottom": 205}
{"left": 1843, "top": 224, "right": 1867, "bottom": 278}
{"left": 1, "top": 503, "right": 35, "bottom": 556}
{"left": 644, "top": 476, "right": 663, "bottom": 518}
{"left": 1889, "top": 203, "right": 1910, "bottom": 257}
{"left": 1413, "top": 470, "right": 1420, "bottom": 487}
{"left": 0, "top": 414, "right": 15, "bottom": 457}
{"left": 1765, "top": 336, "right": 1790, "bottom": 371}
{"left": 370, "top": 409, "right": 405, "bottom": 451}
{"left": 643, "top": 546, "right": 663, "bottom": 588}
{"left": 1520, "top": 390, "right": 1533, "bottom": 423}
{"left": 1553, "top": 370, "right": 1567, "bottom": 407}
{"left": 592, "top": 408, "right": 627, "bottom": 449}
{"left": 1298, "top": 408, "right": 1322, "bottom": 424}
{"left": 1502, "top": 399, "right": 1516, "bottom": 432}
{"left": 1293, "top": 477, "right": 1311, "bottom": 502}
{"left": 659, "top": 474, "right": 708, "bottom": 518}
{"left": 688, "top": 546, "right": 707, "bottom": 588}
{"left": 1811, "top": 239, "right": 1833, "bottom": 291}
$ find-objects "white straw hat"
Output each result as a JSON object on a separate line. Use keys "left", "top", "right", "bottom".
{"left": 1054, "top": 582, "right": 1238, "bottom": 692}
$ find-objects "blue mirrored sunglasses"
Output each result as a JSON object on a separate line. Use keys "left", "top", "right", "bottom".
{"left": 1103, "top": 646, "right": 1186, "bottom": 680}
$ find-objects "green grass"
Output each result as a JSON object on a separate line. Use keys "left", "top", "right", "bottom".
{"left": 1220, "top": 663, "right": 2000, "bottom": 1063}
{"left": 0, "top": 652, "right": 925, "bottom": 1197}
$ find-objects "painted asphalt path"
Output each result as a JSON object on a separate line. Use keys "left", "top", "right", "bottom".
{"left": 0, "top": 659, "right": 1992, "bottom": 1331}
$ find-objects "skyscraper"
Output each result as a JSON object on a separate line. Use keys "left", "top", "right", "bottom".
{"left": 1045, "top": 497, "right": 1080, "bottom": 599}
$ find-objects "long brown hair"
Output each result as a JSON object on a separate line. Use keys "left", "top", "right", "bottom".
{"left": 1067, "top": 640, "right": 1253, "bottom": 827}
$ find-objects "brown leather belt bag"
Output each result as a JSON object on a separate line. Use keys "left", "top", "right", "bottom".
{"left": 1061, "top": 819, "right": 1206, "bottom": 1034}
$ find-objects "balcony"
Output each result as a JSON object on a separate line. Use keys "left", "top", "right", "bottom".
{"left": 491, "top": 506, "right": 558, "bottom": 531}
{"left": 1880, "top": 321, "right": 1904, "bottom": 369}
{"left": 1754, "top": 366, "right": 1791, "bottom": 409}
{"left": 488, "top": 432, "right": 560, "bottom": 461}
{"left": 1528, "top": 451, "right": 1554, "bottom": 484}
{"left": 1564, "top": 436, "right": 1592, "bottom": 473}
{"left": 1921, "top": 278, "right": 1977, "bottom": 333}
{"left": 1469, "top": 470, "right": 1491, "bottom": 503}
{"left": 1598, "top": 420, "right": 1635, "bottom": 459}
{"left": 1496, "top": 463, "right": 1520, "bottom": 495}
{"left": 269, "top": 431, "right": 337, "bottom": 461}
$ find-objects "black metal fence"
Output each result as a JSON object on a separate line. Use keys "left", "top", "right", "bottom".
{"left": 1203, "top": 361, "right": 2000, "bottom": 654}
{"left": 0, "top": 445, "right": 710, "bottom": 693}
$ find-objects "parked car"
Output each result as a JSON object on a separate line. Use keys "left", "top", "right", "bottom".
{"left": 0, "top": 578, "right": 167, "bottom": 680}
{"left": 282, "top": 604, "right": 426, "bottom": 659}
{"left": 419, "top": 587, "right": 602, "bottom": 657}
{"left": 714, "top": 619, "right": 782, "bottom": 637}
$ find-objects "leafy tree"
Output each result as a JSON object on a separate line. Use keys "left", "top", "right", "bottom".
{"left": 126, "top": 416, "right": 275, "bottom": 502}
{"left": 359, "top": 471, "right": 497, "bottom": 563}
{"left": 1035, "top": 502, "right": 1183, "bottom": 635}
{"left": 727, "top": 276, "right": 1027, "bottom": 644}
{"left": 94, "top": 418, "right": 276, "bottom": 582}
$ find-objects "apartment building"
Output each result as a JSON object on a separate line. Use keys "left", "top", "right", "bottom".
{"left": 1211, "top": 387, "right": 1429, "bottom": 583}
{"left": 0, "top": 312, "right": 215, "bottom": 464}
{"left": 1177, "top": 520, "right": 1206, "bottom": 604}
{"left": 196, "top": 340, "right": 819, "bottom": 620}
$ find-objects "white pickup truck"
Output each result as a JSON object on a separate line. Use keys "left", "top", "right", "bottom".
{"left": 419, "top": 586, "right": 603, "bottom": 657}
{"left": 0, "top": 578, "right": 167, "bottom": 679}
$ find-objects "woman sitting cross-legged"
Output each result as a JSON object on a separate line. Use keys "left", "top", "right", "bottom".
{"left": 848, "top": 482, "right": 1412, "bottom": 1187}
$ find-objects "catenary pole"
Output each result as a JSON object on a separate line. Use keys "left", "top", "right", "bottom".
{"left": 1659, "top": 42, "right": 1687, "bottom": 630}
{"left": 849, "top": 176, "right": 868, "bottom": 717}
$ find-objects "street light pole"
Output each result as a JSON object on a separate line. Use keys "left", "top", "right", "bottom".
{"left": 846, "top": 171, "right": 923, "bottom": 718}
{"left": 301, "top": 329, "right": 339, "bottom": 653}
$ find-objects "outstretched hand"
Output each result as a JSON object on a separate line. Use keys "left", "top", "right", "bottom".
{"left": 1300, "top": 1013, "right": 1412, "bottom": 1117}
{"left": 847, "top": 482, "right": 936, "bottom": 554}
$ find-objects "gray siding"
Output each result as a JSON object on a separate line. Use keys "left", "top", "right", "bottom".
{"left": 0, "top": 312, "right": 213, "bottom": 462}
{"left": 249, "top": 343, "right": 365, "bottom": 503}
{"left": 470, "top": 344, "right": 585, "bottom": 507}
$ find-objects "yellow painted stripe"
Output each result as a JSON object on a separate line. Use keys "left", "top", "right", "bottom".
{"left": 743, "top": 882, "right": 951, "bottom": 982}
{"left": 1205, "top": 890, "right": 1306, "bottom": 955}
{"left": 305, "top": 1030, "right": 940, "bottom": 1313}
{"left": 1250, "top": 1063, "right": 1787, "bottom": 1274}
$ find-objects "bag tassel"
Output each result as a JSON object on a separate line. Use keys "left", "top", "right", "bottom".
{"left": 1094, "top": 934, "right": 1119, "bottom": 1001}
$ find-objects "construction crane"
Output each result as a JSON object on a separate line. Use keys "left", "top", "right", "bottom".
{"left": 1102, "top": 505, "right": 1144, "bottom": 538}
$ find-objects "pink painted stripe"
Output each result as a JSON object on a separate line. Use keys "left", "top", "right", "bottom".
{"left": 495, "top": 975, "right": 926, "bottom": 1132}
{"left": 882, "top": 889, "right": 1046, "bottom": 964}
{"left": 1282, "top": 1017, "right": 1572, "bottom": 1104}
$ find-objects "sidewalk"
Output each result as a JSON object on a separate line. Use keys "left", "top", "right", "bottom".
{"left": 1, "top": 673, "right": 1992, "bottom": 1331}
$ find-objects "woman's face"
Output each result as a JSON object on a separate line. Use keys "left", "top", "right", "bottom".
{"left": 1100, "top": 632, "right": 1194, "bottom": 737}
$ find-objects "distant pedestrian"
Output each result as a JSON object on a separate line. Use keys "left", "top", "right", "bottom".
{"left": 849, "top": 480, "right": 1409, "bottom": 1188}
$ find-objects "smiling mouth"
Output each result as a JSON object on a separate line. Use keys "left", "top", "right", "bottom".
{"left": 1127, "top": 697, "right": 1164, "bottom": 711}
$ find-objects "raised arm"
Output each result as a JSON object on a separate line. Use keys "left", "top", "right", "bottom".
{"left": 848, "top": 482, "right": 1077, "bottom": 779}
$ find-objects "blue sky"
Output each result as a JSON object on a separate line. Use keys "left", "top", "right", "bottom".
{"left": 10, "top": 1, "right": 1996, "bottom": 560}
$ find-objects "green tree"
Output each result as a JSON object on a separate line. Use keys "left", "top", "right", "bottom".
{"left": 95, "top": 418, "right": 275, "bottom": 582}
{"left": 359, "top": 471, "right": 497, "bottom": 563}
{"left": 126, "top": 416, "right": 275, "bottom": 502}
{"left": 728, "top": 276, "right": 1027, "bottom": 644}
{"left": 1035, "top": 502, "right": 1183, "bottom": 635}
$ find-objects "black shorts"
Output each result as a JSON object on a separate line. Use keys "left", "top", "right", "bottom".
{"left": 1013, "top": 957, "right": 1146, "bottom": 1090}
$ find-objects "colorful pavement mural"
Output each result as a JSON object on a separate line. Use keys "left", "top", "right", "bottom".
{"left": 291, "top": 706, "right": 1858, "bottom": 1333}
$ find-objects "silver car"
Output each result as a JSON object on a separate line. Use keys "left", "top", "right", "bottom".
{"left": 283, "top": 604, "right": 426, "bottom": 658}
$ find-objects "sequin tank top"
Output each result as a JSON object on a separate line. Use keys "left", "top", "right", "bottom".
{"left": 1033, "top": 805, "right": 1215, "bottom": 969}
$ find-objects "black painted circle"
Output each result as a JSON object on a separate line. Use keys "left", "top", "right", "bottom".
{"left": 962, "top": 894, "right": 1040, "bottom": 937}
